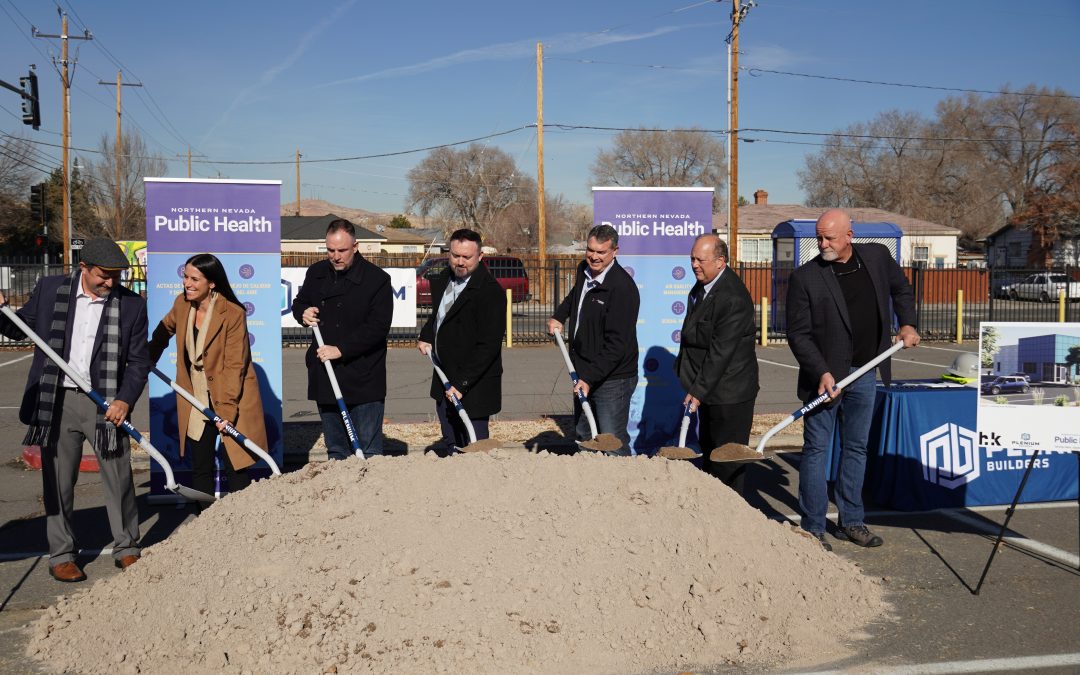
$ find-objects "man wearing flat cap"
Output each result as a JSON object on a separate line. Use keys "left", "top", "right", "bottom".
{"left": 0, "top": 239, "right": 150, "bottom": 582}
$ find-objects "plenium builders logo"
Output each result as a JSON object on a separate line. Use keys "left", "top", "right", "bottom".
{"left": 920, "top": 423, "right": 980, "bottom": 489}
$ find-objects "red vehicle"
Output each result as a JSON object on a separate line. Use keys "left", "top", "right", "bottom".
{"left": 416, "top": 256, "right": 530, "bottom": 305}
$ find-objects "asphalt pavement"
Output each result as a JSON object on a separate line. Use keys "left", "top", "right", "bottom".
{"left": 1, "top": 341, "right": 1078, "bottom": 673}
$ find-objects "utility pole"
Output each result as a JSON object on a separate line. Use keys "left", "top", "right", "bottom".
{"left": 174, "top": 147, "right": 206, "bottom": 178}
{"left": 34, "top": 11, "right": 92, "bottom": 268}
{"left": 536, "top": 43, "right": 547, "bottom": 302}
{"left": 98, "top": 71, "right": 141, "bottom": 238}
{"left": 295, "top": 149, "right": 302, "bottom": 216}
{"left": 727, "top": 0, "right": 754, "bottom": 267}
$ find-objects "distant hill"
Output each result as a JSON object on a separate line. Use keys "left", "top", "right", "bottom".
{"left": 280, "top": 199, "right": 387, "bottom": 224}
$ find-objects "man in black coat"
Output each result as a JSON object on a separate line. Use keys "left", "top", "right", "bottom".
{"left": 786, "top": 209, "right": 919, "bottom": 551}
{"left": 418, "top": 229, "right": 506, "bottom": 450}
{"left": 548, "top": 224, "right": 640, "bottom": 454}
{"left": 674, "top": 234, "right": 759, "bottom": 494}
{"left": 293, "top": 219, "right": 393, "bottom": 459}
{"left": 0, "top": 239, "right": 149, "bottom": 582}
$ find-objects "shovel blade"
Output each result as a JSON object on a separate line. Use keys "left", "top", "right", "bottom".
{"left": 657, "top": 446, "right": 702, "bottom": 460}
{"left": 172, "top": 484, "right": 216, "bottom": 503}
{"left": 709, "top": 442, "right": 765, "bottom": 463}
{"left": 458, "top": 438, "right": 503, "bottom": 453}
{"left": 577, "top": 433, "right": 624, "bottom": 453}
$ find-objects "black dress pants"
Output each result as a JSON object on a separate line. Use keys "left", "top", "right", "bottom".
{"left": 189, "top": 421, "right": 250, "bottom": 497}
{"left": 698, "top": 398, "right": 755, "bottom": 496}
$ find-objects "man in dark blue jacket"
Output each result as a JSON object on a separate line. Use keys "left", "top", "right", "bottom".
{"left": 786, "top": 209, "right": 919, "bottom": 551}
{"left": 293, "top": 219, "right": 393, "bottom": 459}
{"left": 549, "top": 224, "right": 640, "bottom": 454}
{"left": 0, "top": 239, "right": 150, "bottom": 582}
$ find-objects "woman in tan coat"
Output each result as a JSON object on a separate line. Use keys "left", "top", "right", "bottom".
{"left": 149, "top": 253, "right": 267, "bottom": 498}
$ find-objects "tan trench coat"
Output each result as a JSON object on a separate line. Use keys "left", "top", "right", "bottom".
{"left": 149, "top": 293, "right": 267, "bottom": 470}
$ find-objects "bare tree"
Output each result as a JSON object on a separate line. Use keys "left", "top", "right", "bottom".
{"left": 406, "top": 144, "right": 528, "bottom": 236}
{"left": 0, "top": 135, "right": 35, "bottom": 198}
{"left": 589, "top": 127, "right": 727, "bottom": 211}
{"left": 799, "top": 88, "right": 1080, "bottom": 242}
{"left": 85, "top": 131, "right": 167, "bottom": 240}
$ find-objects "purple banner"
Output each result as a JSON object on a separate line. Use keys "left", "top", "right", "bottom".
{"left": 145, "top": 179, "right": 280, "bottom": 253}
{"left": 593, "top": 187, "right": 712, "bottom": 255}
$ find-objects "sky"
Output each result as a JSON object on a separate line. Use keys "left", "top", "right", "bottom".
{"left": 2, "top": 0, "right": 1079, "bottom": 219}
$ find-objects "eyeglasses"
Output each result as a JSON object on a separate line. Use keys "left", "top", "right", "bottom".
{"left": 833, "top": 258, "right": 861, "bottom": 277}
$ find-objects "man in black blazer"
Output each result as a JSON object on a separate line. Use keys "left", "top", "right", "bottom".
{"left": 418, "top": 229, "right": 506, "bottom": 450}
{"left": 294, "top": 219, "right": 393, "bottom": 459}
{"left": 0, "top": 239, "right": 150, "bottom": 582}
{"left": 786, "top": 209, "right": 920, "bottom": 551}
{"left": 548, "top": 224, "right": 640, "bottom": 454}
{"left": 674, "top": 234, "right": 759, "bottom": 494}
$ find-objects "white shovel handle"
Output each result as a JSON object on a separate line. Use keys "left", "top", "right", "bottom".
{"left": 1, "top": 305, "right": 214, "bottom": 503}
{"left": 151, "top": 367, "right": 280, "bottom": 475}
{"left": 313, "top": 324, "right": 364, "bottom": 459}
{"left": 755, "top": 341, "right": 905, "bottom": 454}
{"left": 553, "top": 331, "right": 599, "bottom": 438}
{"left": 678, "top": 402, "right": 692, "bottom": 448}
{"left": 426, "top": 351, "right": 478, "bottom": 445}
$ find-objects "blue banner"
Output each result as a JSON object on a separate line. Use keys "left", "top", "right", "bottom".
{"left": 864, "top": 383, "right": 1078, "bottom": 509}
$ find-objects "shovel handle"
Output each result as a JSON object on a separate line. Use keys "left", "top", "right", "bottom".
{"left": 553, "top": 331, "right": 600, "bottom": 438}
{"left": 0, "top": 305, "right": 214, "bottom": 502}
{"left": 151, "top": 367, "right": 281, "bottom": 476}
{"left": 755, "top": 340, "right": 906, "bottom": 455}
{"left": 313, "top": 325, "right": 364, "bottom": 459}
{"left": 426, "top": 351, "right": 478, "bottom": 445}
{"left": 678, "top": 402, "right": 692, "bottom": 448}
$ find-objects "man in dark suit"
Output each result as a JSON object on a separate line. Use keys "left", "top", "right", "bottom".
{"left": 548, "top": 224, "right": 640, "bottom": 454}
{"left": 0, "top": 239, "right": 150, "bottom": 582}
{"left": 418, "top": 229, "right": 506, "bottom": 450}
{"left": 294, "top": 219, "right": 393, "bottom": 459}
{"left": 674, "top": 234, "right": 759, "bottom": 494}
{"left": 786, "top": 209, "right": 920, "bottom": 551}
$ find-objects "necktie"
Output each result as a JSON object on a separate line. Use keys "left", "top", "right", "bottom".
{"left": 436, "top": 277, "right": 465, "bottom": 335}
{"left": 689, "top": 285, "right": 705, "bottom": 312}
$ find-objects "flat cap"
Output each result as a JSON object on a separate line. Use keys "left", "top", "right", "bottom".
{"left": 80, "top": 239, "right": 130, "bottom": 270}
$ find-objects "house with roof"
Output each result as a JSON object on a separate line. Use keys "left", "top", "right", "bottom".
{"left": 713, "top": 189, "right": 960, "bottom": 266}
{"left": 280, "top": 215, "right": 385, "bottom": 254}
{"left": 984, "top": 222, "right": 1080, "bottom": 268}
{"left": 371, "top": 225, "right": 437, "bottom": 254}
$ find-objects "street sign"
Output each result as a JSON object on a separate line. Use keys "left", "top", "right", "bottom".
{"left": 70, "top": 238, "right": 85, "bottom": 250}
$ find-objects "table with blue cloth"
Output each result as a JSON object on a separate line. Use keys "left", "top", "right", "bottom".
{"left": 824, "top": 380, "right": 1078, "bottom": 510}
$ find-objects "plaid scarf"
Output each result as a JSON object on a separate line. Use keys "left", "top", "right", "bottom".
{"left": 24, "top": 271, "right": 124, "bottom": 459}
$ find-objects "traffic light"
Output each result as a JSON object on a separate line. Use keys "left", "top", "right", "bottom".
{"left": 30, "top": 183, "right": 46, "bottom": 222}
{"left": 35, "top": 235, "right": 45, "bottom": 251}
{"left": 19, "top": 69, "right": 40, "bottom": 130}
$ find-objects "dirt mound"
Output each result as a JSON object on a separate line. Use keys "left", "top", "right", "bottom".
{"left": 28, "top": 451, "right": 886, "bottom": 674}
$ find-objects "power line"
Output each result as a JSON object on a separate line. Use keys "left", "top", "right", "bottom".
{"left": 743, "top": 67, "right": 1080, "bottom": 100}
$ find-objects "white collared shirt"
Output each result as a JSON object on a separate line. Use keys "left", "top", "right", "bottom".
{"left": 574, "top": 261, "right": 614, "bottom": 337}
{"left": 64, "top": 287, "right": 107, "bottom": 388}
{"left": 700, "top": 266, "right": 724, "bottom": 300}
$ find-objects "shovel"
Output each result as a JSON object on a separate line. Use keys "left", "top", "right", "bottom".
{"left": 425, "top": 351, "right": 501, "bottom": 453}
{"left": 151, "top": 367, "right": 281, "bottom": 476}
{"left": 0, "top": 305, "right": 215, "bottom": 503}
{"left": 552, "top": 331, "right": 624, "bottom": 453}
{"left": 312, "top": 324, "right": 364, "bottom": 458}
{"left": 657, "top": 402, "right": 702, "bottom": 460}
{"left": 710, "top": 341, "right": 906, "bottom": 463}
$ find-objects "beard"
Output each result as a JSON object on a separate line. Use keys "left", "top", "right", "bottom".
{"left": 821, "top": 249, "right": 839, "bottom": 262}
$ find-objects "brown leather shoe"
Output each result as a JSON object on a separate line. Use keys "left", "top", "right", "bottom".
{"left": 114, "top": 554, "right": 140, "bottom": 570}
{"left": 49, "top": 561, "right": 86, "bottom": 583}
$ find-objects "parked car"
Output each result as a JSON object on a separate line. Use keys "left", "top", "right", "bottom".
{"left": 980, "top": 376, "right": 1030, "bottom": 395}
{"left": 415, "top": 256, "right": 530, "bottom": 305}
{"left": 1000, "top": 273, "right": 1080, "bottom": 302}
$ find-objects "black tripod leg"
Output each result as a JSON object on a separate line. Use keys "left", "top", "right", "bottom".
{"left": 974, "top": 449, "right": 1040, "bottom": 595}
